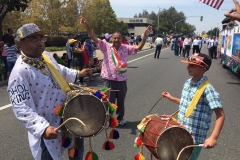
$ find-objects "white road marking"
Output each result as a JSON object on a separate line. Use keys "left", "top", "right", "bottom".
{"left": 0, "top": 48, "right": 169, "bottom": 111}
{"left": 0, "top": 104, "right": 12, "bottom": 111}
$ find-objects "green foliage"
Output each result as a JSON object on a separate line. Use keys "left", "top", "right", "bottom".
{"left": 45, "top": 47, "right": 66, "bottom": 52}
{"left": 116, "top": 21, "right": 128, "bottom": 35}
{"left": 134, "top": 7, "right": 196, "bottom": 36}
{"left": 207, "top": 27, "right": 219, "bottom": 37}
{"left": 45, "top": 36, "right": 68, "bottom": 47}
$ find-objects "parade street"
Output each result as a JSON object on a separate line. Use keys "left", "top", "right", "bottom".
{"left": 0, "top": 45, "right": 239, "bottom": 160}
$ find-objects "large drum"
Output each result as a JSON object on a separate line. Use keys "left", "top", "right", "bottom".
{"left": 140, "top": 114, "right": 193, "bottom": 160}
{"left": 62, "top": 91, "right": 108, "bottom": 137}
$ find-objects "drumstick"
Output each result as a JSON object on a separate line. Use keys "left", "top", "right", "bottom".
{"left": 176, "top": 144, "right": 203, "bottom": 160}
{"left": 148, "top": 91, "right": 167, "bottom": 114}
{"left": 54, "top": 117, "right": 86, "bottom": 132}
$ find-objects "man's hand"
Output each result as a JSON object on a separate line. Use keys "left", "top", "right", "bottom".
{"left": 78, "top": 68, "right": 92, "bottom": 77}
{"left": 42, "top": 126, "right": 59, "bottom": 140}
{"left": 224, "top": 0, "right": 240, "bottom": 21}
{"left": 143, "top": 25, "right": 153, "bottom": 39}
{"left": 80, "top": 17, "right": 88, "bottom": 26}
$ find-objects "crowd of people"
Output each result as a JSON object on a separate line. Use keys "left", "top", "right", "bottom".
{"left": 0, "top": 28, "right": 20, "bottom": 80}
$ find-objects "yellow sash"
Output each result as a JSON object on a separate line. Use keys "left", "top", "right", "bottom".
{"left": 42, "top": 53, "right": 71, "bottom": 94}
{"left": 184, "top": 80, "right": 210, "bottom": 118}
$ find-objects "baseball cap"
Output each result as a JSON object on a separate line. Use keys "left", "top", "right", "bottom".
{"left": 16, "top": 23, "right": 49, "bottom": 41}
{"left": 181, "top": 53, "right": 212, "bottom": 70}
{"left": 69, "top": 39, "right": 77, "bottom": 45}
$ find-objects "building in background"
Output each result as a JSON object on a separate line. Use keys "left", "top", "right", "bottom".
{"left": 117, "top": 18, "right": 154, "bottom": 36}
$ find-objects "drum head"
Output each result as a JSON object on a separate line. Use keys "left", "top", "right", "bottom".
{"left": 157, "top": 127, "right": 193, "bottom": 160}
{"left": 63, "top": 94, "right": 107, "bottom": 137}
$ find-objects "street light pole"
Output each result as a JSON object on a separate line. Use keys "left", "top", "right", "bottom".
{"left": 157, "top": 6, "right": 161, "bottom": 36}
{"left": 214, "top": 22, "right": 218, "bottom": 38}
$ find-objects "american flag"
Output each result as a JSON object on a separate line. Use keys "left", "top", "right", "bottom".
{"left": 199, "top": 0, "right": 224, "bottom": 10}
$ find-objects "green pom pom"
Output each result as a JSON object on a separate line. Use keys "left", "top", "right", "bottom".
{"left": 134, "top": 143, "right": 138, "bottom": 148}
{"left": 140, "top": 126, "right": 146, "bottom": 132}
{"left": 108, "top": 104, "right": 115, "bottom": 114}
{"left": 92, "top": 152, "right": 99, "bottom": 160}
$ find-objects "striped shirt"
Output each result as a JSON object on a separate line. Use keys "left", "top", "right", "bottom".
{"left": 178, "top": 76, "right": 222, "bottom": 144}
{"left": 4, "top": 44, "right": 18, "bottom": 62}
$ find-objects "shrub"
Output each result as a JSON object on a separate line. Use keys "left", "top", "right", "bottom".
{"left": 45, "top": 36, "right": 68, "bottom": 47}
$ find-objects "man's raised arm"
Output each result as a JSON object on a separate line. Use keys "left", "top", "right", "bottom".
{"left": 135, "top": 25, "right": 153, "bottom": 51}
{"left": 80, "top": 17, "right": 98, "bottom": 44}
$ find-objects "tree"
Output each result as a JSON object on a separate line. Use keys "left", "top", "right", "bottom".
{"left": 0, "top": 0, "right": 31, "bottom": 39}
{"left": 134, "top": 7, "right": 196, "bottom": 36}
{"left": 81, "top": 0, "right": 118, "bottom": 35}
{"left": 207, "top": 27, "right": 219, "bottom": 37}
{"left": 116, "top": 21, "right": 128, "bottom": 35}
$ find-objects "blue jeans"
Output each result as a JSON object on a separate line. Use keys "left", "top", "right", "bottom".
{"left": 7, "top": 60, "right": 15, "bottom": 72}
{"left": 41, "top": 137, "right": 84, "bottom": 160}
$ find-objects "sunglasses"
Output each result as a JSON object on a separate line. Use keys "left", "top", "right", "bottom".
{"left": 188, "top": 56, "right": 209, "bottom": 69}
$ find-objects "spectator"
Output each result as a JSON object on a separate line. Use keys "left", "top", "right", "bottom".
{"left": 66, "top": 33, "right": 74, "bottom": 68}
{"left": 2, "top": 28, "right": 13, "bottom": 44}
{"left": 0, "top": 41, "right": 7, "bottom": 80}
{"left": 53, "top": 53, "right": 67, "bottom": 66}
{"left": 61, "top": 53, "right": 69, "bottom": 65}
{"left": 4, "top": 36, "right": 19, "bottom": 79}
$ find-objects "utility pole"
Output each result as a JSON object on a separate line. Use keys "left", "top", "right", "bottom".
{"left": 157, "top": 6, "right": 161, "bottom": 36}
{"left": 214, "top": 22, "right": 218, "bottom": 38}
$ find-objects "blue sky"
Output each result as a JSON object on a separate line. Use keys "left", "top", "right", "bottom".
{"left": 110, "top": 0, "right": 234, "bottom": 33}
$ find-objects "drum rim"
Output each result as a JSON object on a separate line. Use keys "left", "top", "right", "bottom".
{"left": 62, "top": 93, "right": 108, "bottom": 137}
{"left": 155, "top": 126, "right": 194, "bottom": 158}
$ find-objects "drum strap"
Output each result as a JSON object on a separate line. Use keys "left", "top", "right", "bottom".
{"left": 42, "top": 53, "right": 71, "bottom": 94}
{"left": 185, "top": 80, "right": 210, "bottom": 118}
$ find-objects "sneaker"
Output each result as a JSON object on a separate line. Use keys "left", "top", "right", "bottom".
{"left": 118, "top": 119, "right": 127, "bottom": 125}
{"left": 79, "top": 83, "right": 85, "bottom": 87}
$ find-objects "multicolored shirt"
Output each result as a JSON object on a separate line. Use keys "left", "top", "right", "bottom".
{"left": 178, "top": 76, "right": 222, "bottom": 144}
{"left": 97, "top": 39, "right": 137, "bottom": 81}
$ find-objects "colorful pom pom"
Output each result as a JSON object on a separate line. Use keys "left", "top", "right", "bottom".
{"left": 109, "top": 117, "right": 118, "bottom": 128}
{"left": 108, "top": 103, "right": 115, "bottom": 114}
{"left": 94, "top": 90, "right": 103, "bottom": 99}
{"left": 63, "top": 137, "right": 71, "bottom": 148}
{"left": 134, "top": 137, "right": 142, "bottom": 147}
{"left": 134, "top": 153, "right": 145, "bottom": 160}
{"left": 85, "top": 152, "right": 99, "bottom": 160}
{"left": 69, "top": 146, "right": 78, "bottom": 158}
{"left": 102, "top": 141, "right": 115, "bottom": 150}
{"left": 55, "top": 105, "right": 64, "bottom": 116}
{"left": 109, "top": 129, "right": 119, "bottom": 139}
{"left": 101, "top": 92, "right": 108, "bottom": 100}
{"left": 100, "top": 87, "right": 109, "bottom": 92}
{"left": 140, "top": 126, "right": 146, "bottom": 132}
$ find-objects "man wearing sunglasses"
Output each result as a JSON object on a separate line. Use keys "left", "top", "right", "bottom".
{"left": 7, "top": 23, "right": 91, "bottom": 160}
{"left": 162, "top": 53, "right": 225, "bottom": 160}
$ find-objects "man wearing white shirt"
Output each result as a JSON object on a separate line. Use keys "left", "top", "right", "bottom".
{"left": 182, "top": 35, "right": 192, "bottom": 58}
{"left": 210, "top": 36, "right": 218, "bottom": 59}
{"left": 192, "top": 36, "right": 200, "bottom": 54}
{"left": 154, "top": 35, "right": 163, "bottom": 58}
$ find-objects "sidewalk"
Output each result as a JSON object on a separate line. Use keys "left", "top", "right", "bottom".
{"left": 0, "top": 43, "right": 153, "bottom": 87}
{"left": 50, "top": 43, "right": 153, "bottom": 58}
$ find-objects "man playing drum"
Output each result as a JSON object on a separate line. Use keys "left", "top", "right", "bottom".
{"left": 80, "top": 17, "right": 152, "bottom": 125}
{"left": 7, "top": 23, "right": 91, "bottom": 160}
{"left": 162, "top": 53, "right": 225, "bottom": 159}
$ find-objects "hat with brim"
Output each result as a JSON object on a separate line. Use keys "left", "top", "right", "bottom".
{"left": 69, "top": 39, "right": 77, "bottom": 45}
{"left": 181, "top": 53, "right": 212, "bottom": 70}
{"left": 16, "top": 23, "right": 50, "bottom": 41}
{"left": 181, "top": 60, "right": 206, "bottom": 68}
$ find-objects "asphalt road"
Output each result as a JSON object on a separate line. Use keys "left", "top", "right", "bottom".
{"left": 0, "top": 45, "right": 240, "bottom": 160}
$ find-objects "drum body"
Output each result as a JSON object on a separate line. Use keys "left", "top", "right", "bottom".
{"left": 141, "top": 115, "right": 193, "bottom": 160}
{"left": 63, "top": 91, "right": 108, "bottom": 137}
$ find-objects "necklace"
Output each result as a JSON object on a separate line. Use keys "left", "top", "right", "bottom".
{"left": 21, "top": 55, "right": 48, "bottom": 75}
